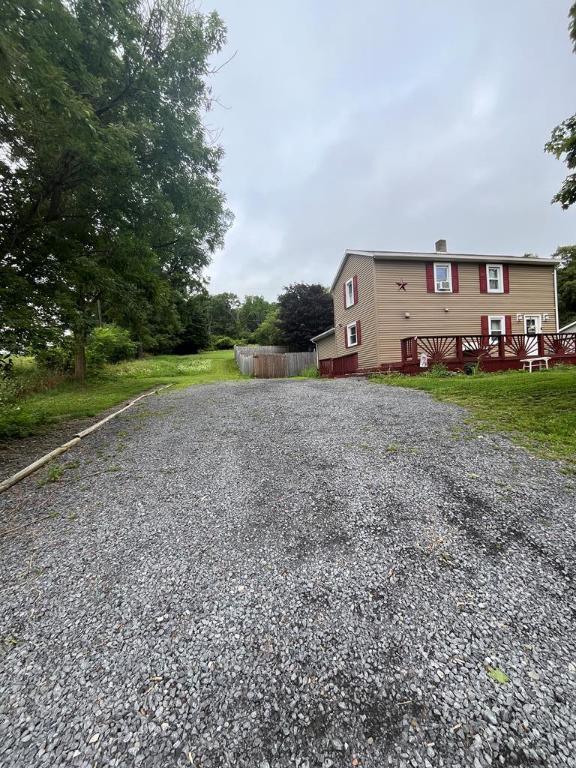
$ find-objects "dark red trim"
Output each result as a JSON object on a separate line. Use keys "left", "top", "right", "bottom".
{"left": 503, "top": 264, "right": 510, "bottom": 293}
{"left": 352, "top": 274, "right": 358, "bottom": 304}
{"left": 344, "top": 326, "right": 349, "bottom": 348}
{"left": 479, "top": 264, "right": 487, "bottom": 293}
{"left": 505, "top": 315, "right": 512, "bottom": 336}
{"left": 343, "top": 280, "right": 347, "bottom": 309}
{"left": 451, "top": 263, "right": 459, "bottom": 293}
{"left": 356, "top": 320, "right": 362, "bottom": 345}
{"left": 425, "top": 262, "right": 435, "bottom": 292}
{"left": 480, "top": 315, "right": 489, "bottom": 336}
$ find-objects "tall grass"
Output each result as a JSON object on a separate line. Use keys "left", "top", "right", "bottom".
{"left": 0, "top": 350, "right": 244, "bottom": 440}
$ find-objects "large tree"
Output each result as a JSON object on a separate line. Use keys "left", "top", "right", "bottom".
{"left": 251, "top": 306, "right": 282, "bottom": 345}
{"left": 554, "top": 245, "right": 576, "bottom": 325}
{"left": 206, "top": 292, "right": 240, "bottom": 337}
{"left": 238, "top": 295, "right": 272, "bottom": 335}
{"left": 277, "top": 283, "right": 334, "bottom": 351}
{"left": 0, "top": 0, "right": 231, "bottom": 376}
{"left": 545, "top": 4, "right": 576, "bottom": 208}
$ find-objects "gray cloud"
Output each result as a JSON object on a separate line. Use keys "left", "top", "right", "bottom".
{"left": 205, "top": 0, "right": 576, "bottom": 299}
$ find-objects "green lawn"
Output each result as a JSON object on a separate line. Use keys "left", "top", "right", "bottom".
{"left": 370, "top": 366, "right": 576, "bottom": 464}
{"left": 0, "top": 350, "right": 244, "bottom": 440}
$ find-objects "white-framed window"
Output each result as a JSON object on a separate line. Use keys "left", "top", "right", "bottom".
{"left": 345, "top": 278, "right": 355, "bottom": 308}
{"left": 434, "top": 263, "right": 452, "bottom": 293}
{"left": 346, "top": 321, "right": 358, "bottom": 347}
{"left": 488, "top": 315, "right": 505, "bottom": 344}
{"left": 487, "top": 264, "right": 503, "bottom": 293}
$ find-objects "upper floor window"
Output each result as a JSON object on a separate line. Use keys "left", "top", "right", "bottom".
{"left": 487, "top": 264, "right": 503, "bottom": 293}
{"left": 344, "top": 276, "right": 358, "bottom": 307}
{"left": 434, "top": 263, "right": 452, "bottom": 292}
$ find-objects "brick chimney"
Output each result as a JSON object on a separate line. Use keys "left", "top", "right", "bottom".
{"left": 435, "top": 239, "right": 447, "bottom": 253}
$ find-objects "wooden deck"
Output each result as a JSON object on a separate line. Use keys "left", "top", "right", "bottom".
{"left": 400, "top": 333, "right": 576, "bottom": 373}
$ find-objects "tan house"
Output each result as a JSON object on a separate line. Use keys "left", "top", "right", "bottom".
{"left": 312, "top": 240, "right": 575, "bottom": 374}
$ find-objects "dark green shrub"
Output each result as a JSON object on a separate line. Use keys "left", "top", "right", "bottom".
{"left": 0, "top": 353, "right": 14, "bottom": 379}
{"left": 36, "top": 343, "right": 74, "bottom": 372}
{"left": 87, "top": 325, "right": 138, "bottom": 366}
{"left": 212, "top": 335, "right": 237, "bottom": 350}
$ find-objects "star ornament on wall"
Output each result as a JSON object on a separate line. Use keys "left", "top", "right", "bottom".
{"left": 396, "top": 280, "right": 408, "bottom": 291}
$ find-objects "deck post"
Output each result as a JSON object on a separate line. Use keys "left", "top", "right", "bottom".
{"left": 497, "top": 335, "right": 505, "bottom": 359}
{"left": 537, "top": 334, "right": 545, "bottom": 357}
{"left": 455, "top": 336, "right": 463, "bottom": 362}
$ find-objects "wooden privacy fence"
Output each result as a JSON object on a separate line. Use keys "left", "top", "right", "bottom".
{"left": 234, "top": 346, "right": 316, "bottom": 378}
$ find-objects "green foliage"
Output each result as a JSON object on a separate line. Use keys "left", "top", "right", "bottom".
{"left": 238, "top": 296, "right": 272, "bottom": 334}
{"left": 44, "top": 465, "right": 64, "bottom": 484}
{"left": 371, "top": 366, "right": 576, "bottom": 463}
{"left": 36, "top": 342, "right": 74, "bottom": 373}
{"left": 206, "top": 293, "right": 240, "bottom": 337}
{"left": 277, "top": 284, "right": 334, "bottom": 351}
{"left": 250, "top": 306, "right": 283, "bottom": 346}
{"left": 554, "top": 246, "right": 576, "bottom": 325}
{"left": 545, "top": 4, "right": 576, "bottom": 207}
{"left": 0, "top": 350, "right": 244, "bottom": 439}
{"left": 87, "top": 325, "right": 138, "bottom": 366}
{"left": 299, "top": 365, "right": 320, "bottom": 378}
{"left": 212, "top": 335, "right": 237, "bottom": 350}
{"left": 36, "top": 324, "right": 137, "bottom": 371}
{"left": 172, "top": 294, "right": 210, "bottom": 355}
{"left": 0, "top": 376, "right": 22, "bottom": 409}
{"left": 0, "top": 353, "right": 14, "bottom": 379}
{"left": 425, "top": 363, "right": 452, "bottom": 378}
{"left": 0, "top": 0, "right": 231, "bottom": 376}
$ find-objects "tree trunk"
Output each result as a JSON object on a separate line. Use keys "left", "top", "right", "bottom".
{"left": 74, "top": 331, "right": 87, "bottom": 382}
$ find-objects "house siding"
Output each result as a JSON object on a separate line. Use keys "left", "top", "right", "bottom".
{"left": 315, "top": 333, "right": 336, "bottom": 360}
{"left": 332, "top": 254, "right": 378, "bottom": 368}
{"left": 374, "top": 260, "right": 557, "bottom": 363}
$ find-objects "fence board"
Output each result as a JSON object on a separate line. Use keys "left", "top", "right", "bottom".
{"left": 234, "top": 346, "right": 316, "bottom": 378}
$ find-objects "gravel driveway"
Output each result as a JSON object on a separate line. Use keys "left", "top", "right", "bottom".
{"left": 1, "top": 378, "right": 575, "bottom": 768}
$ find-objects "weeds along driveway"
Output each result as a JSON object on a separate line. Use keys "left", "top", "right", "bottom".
{"left": 0, "top": 378, "right": 575, "bottom": 768}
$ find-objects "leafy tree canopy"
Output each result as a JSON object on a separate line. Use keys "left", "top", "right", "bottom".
{"left": 545, "top": 3, "right": 576, "bottom": 208}
{"left": 238, "top": 295, "right": 272, "bottom": 334}
{"left": 0, "top": 0, "right": 231, "bottom": 375}
{"left": 554, "top": 245, "right": 576, "bottom": 325}
{"left": 206, "top": 292, "right": 240, "bottom": 337}
{"left": 277, "top": 283, "right": 334, "bottom": 351}
{"left": 250, "top": 306, "right": 282, "bottom": 346}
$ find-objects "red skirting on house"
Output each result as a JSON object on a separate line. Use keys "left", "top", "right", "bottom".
{"left": 319, "top": 333, "right": 576, "bottom": 377}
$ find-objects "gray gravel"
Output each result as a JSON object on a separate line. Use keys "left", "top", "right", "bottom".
{"left": 0, "top": 377, "right": 575, "bottom": 768}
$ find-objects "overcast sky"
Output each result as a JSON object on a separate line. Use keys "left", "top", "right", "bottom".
{"left": 204, "top": 0, "right": 576, "bottom": 300}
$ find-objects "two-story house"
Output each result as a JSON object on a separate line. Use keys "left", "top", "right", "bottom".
{"left": 312, "top": 240, "right": 574, "bottom": 374}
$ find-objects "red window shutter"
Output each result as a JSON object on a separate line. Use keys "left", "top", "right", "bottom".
{"left": 503, "top": 264, "right": 510, "bottom": 293}
{"left": 451, "top": 263, "right": 459, "bottom": 293}
{"left": 353, "top": 275, "right": 358, "bottom": 304}
{"left": 343, "top": 281, "right": 347, "bottom": 308}
{"left": 505, "top": 315, "right": 512, "bottom": 336}
{"left": 425, "top": 263, "right": 435, "bottom": 292}
{"left": 480, "top": 315, "right": 489, "bottom": 337}
{"left": 356, "top": 320, "right": 362, "bottom": 345}
{"left": 344, "top": 327, "right": 348, "bottom": 348}
{"left": 479, "top": 264, "right": 487, "bottom": 293}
